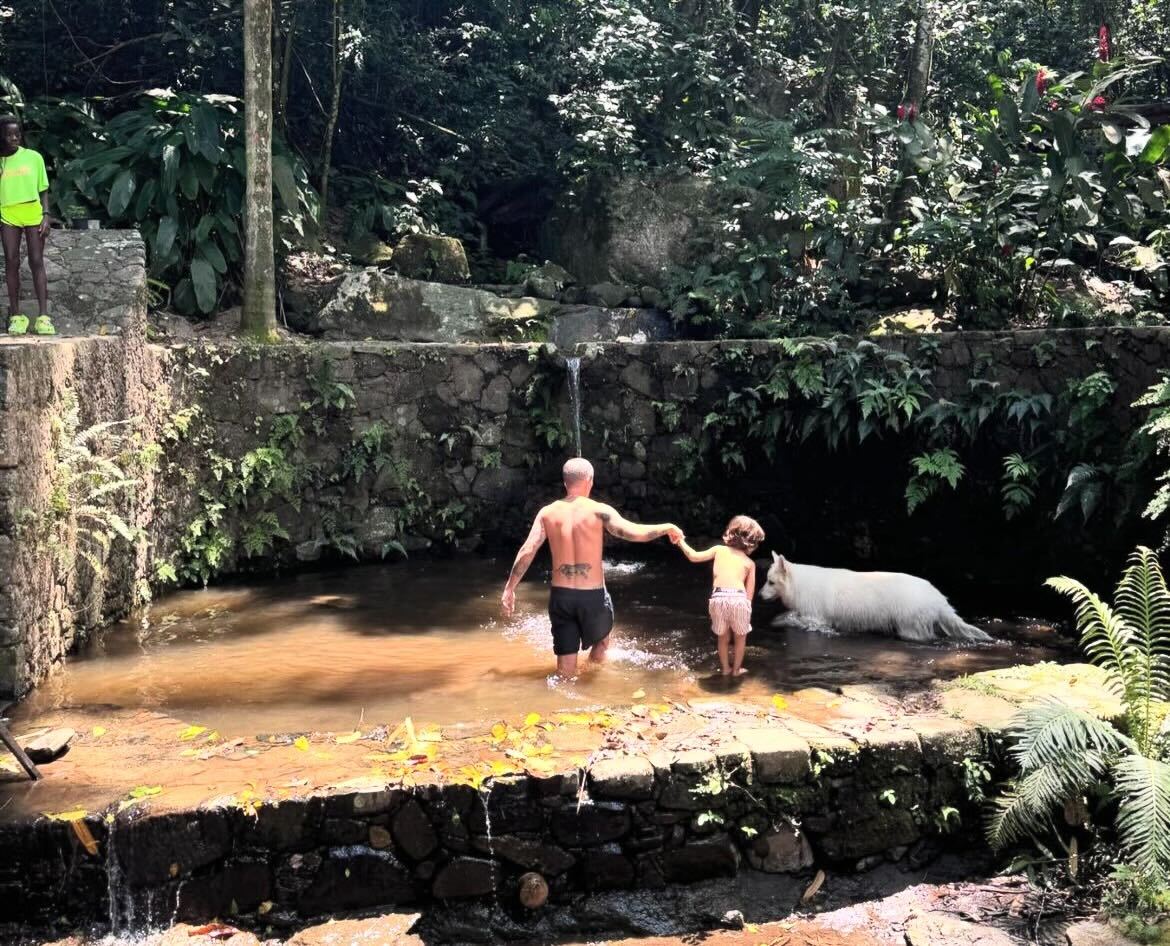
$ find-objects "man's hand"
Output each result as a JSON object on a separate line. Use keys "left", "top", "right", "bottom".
{"left": 501, "top": 587, "right": 516, "bottom": 616}
{"left": 38, "top": 216, "right": 51, "bottom": 239}
{"left": 666, "top": 525, "right": 683, "bottom": 543}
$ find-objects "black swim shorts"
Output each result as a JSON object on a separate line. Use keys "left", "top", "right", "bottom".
{"left": 548, "top": 587, "right": 614, "bottom": 656}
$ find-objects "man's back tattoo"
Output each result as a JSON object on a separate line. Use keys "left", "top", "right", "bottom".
{"left": 558, "top": 563, "right": 592, "bottom": 577}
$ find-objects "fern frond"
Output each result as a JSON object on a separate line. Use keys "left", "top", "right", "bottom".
{"left": 987, "top": 759, "right": 1095, "bottom": 849}
{"left": 1008, "top": 700, "right": 1133, "bottom": 773}
{"left": 1046, "top": 576, "right": 1132, "bottom": 691}
{"left": 1113, "top": 754, "right": 1170, "bottom": 880}
{"left": 1114, "top": 547, "right": 1170, "bottom": 750}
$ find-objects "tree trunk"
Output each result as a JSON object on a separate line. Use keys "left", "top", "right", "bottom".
{"left": 241, "top": 0, "right": 278, "bottom": 341}
{"left": 318, "top": 0, "right": 345, "bottom": 222}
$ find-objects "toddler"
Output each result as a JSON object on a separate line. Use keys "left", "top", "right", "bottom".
{"left": 673, "top": 515, "right": 765, "bottom": 676}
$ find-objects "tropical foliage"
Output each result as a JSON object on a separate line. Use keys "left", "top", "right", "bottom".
{"left": 989, "top": 547, "right": 1170, "bottom": 889}
{"left": 0, "top": 0, "right": 1166, "bottom": 327}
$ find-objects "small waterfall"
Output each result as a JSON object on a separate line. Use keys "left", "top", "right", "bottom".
{"left": 105, "top": 815, "right": 122, "bottom": 937}
{"left": 566, "top": 357, "right": 583, "bottom": 458}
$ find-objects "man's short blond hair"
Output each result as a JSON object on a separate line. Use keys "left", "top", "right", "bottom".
{"left": 563, "top": 457, "right": 594, "bottom": 486}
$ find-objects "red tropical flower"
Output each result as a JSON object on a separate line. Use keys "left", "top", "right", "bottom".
{"left": 1098, "top": 24, "right": 1111, "bottom": 61}
{"left": 897, "top": 103, "right": 906, "bottom": 120}
{"left": 1089, "top": 95, "right": 1108, "bottom": 111}
{"left": 1036, "top": 69, "right": 1048, "bottom": 94}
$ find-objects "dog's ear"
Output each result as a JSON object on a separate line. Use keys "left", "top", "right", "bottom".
{"left": 771, "top": 550, "right": 780, "bottom": 564}
{"left": 771, "top": 551, "right": 786, "bottom": 572}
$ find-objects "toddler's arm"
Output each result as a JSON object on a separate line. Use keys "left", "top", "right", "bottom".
{"left": 746, "top": 560, "right": 757, "bottom": 599}
{"left": 676, "top": 539, "right": 718, "bottom": 563}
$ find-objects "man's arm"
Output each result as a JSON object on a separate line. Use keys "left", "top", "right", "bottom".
{"left": 593, "top": 504, "right": 682, "bottom": 543}
{"left": 501, "top": 512, "right": 547, "bottom": 615}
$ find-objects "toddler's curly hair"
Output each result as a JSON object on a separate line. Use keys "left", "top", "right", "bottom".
{"left": 723, "top": 515, "right": 765, "bottom": 554}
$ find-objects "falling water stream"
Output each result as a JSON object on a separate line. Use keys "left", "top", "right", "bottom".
{"left": 566, "top": 357, "right": 582, "bottom": 457}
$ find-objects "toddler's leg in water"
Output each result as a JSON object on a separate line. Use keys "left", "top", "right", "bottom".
{"left": 732, "top": 632, "right": 747, "bottom": 676}
{"left": 716, "top": 631, "right": 731, "bottom": 675}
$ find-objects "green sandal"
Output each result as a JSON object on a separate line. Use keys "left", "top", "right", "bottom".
{"left": 7, "top": 314, "right": 29, "bottom": 335}
{"left": 32, "top": 315, "right": 56, "bottom": 336}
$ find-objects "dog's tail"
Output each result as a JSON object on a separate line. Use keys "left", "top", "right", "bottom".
{"left": 937, "top": 611, "right": 993, "bottom": 643}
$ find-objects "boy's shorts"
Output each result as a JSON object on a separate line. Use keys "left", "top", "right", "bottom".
{"left": 709, "top": 588, "right": 752, "bottom": 636}
{"left": 0, "top": 201, "right": 43, "bottom": 228}
{"left": 548, "top": 587, "right": 614, "bottom": 656}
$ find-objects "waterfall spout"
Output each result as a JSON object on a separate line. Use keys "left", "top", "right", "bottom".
{"left": 566, "top": 357, "right": 583, "bottom": 458}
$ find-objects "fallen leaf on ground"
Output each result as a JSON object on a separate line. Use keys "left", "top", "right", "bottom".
{"left": 632, "top": 689, "right": 646, "bottom": 700}
{"left": 335, "top": 731, "right": 362, "bottom": 744}
{"left": 293, "top": 736, "right": 310, "bottom": 752}
{"left": 772, "top": 695, "right": 789, "bottom": 712}
{"left": 91, "top": 726, "right": 107, "bottom": 738}
{"left": 179, "top": 725, "right": 207, "bottom": 741}
{"left": 802, "top": 869, "right": 826, "bottom": 902}
{"left": 129, "top": 785, "right": 163, "bottom": 799}
{"left": 524, "top": 712, "right": 541, "bottom": 727}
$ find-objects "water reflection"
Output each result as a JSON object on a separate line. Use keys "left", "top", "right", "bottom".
{"left": 15, "top": 556, "right": 1068, "bottom": 736}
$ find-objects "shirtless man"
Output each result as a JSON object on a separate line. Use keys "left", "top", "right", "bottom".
{"left": 501, "top": 457, "right": 682, "bottom": 676}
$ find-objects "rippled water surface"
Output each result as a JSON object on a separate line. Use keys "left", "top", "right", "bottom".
{"left": 16, "top": 556, "right": 1068, "bottom": 735}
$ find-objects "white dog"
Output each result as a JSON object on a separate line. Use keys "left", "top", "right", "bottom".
{"left": 759, "top": 552, "right": 992, "bottom": 643}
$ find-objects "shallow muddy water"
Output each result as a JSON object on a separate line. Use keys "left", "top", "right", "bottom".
{"left": 14, "top": 556, "right": 1068, "bottom": 736}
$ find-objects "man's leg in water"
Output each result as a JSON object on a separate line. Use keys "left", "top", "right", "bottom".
{"left": 557, "top": 652, "right": 580, "bottom": 676}
{"left": 589, "top": 634, "right": 609, "bottom": 664}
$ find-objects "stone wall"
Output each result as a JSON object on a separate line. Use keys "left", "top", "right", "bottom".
{"left": 0, "top": 691, "right": 994, "bottom": 933}
{"left": 0, "top": 230, "right": 147, "bottom": 336}
{"left": 2, "top": 324, "right": 1169, "bottom": 698}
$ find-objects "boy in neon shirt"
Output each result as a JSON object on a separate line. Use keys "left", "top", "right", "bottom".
{"left": 0, "top": 114, "right": 54, "bottom": 335}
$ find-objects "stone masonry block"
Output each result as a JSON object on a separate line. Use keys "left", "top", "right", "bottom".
{"left": 588, "top": 756, "right": 656, "bottom": 800}
{"left": 733, "top": 728, "right": 811, "bottom": 783}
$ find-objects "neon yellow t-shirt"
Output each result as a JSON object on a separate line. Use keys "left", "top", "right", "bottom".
{"left": 0, "top": 147, "right": 49, "bottom": 206}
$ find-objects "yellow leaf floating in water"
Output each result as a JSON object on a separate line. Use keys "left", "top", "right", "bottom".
{"left": 490, "top": 723, "right": 507, "bottom": 742}
{"left": 179, "top": 725, "right": 207, "bottom": 742}
{"left": 772, "top": 695, "right": 789, "bottom": 712}
{"left": 632, "top": 689, "right": 646, "bottom": 700}
{"left": 335, "top": 731, "right": 362, "bottom": 745}
{"left": 524, "top": 712, "right": 541, "bottom": 727}
{"left": 293, "top": 736, "right": 310, "bottom": 752}
{"left": 129, "top": 785, "right": 163, "bottom": 799}
{"left": 91, "top": 727, "right": 107, "bottom": 738}
{"left": 417, "top": 726, "right": 443, "bottom": 744}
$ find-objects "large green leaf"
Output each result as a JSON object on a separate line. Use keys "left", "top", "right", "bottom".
{"left": 155, "top": 215, "right": 179, "bottom": 261}
{"left": 197, "top": 240, "right": 227, "bottom": 275}
{"left": 161, "top": 143, "right": 179, "bottom": 193}
{"left": 192, "top": 104, "right": 222, "bottom": 164}
{"left": 272, "top": 154, "right": 298, "bottom": 210}
{"left": 190, "top": 258, "right": 217, "bottom": 313}
{"left": 107, "top": 169, "right": 137, "bottom": 218}
{"left": 1139, "top": 125, "right": 1170, "bottom": 164}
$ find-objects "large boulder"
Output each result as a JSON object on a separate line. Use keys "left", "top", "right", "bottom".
{"left": 318, "top": 270, "right": 555, "bottom": 342}
{"left": 390, "top": 233, "right": 470, "bottom": 283}
{"left": 524, "top": 261, "right": 576, "bottom": 300}
{"left": 541, "top": 174, "right": 719, "bottom": 289}
{"left": 548, "top": 305, "right": 675, "bottom": 347}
